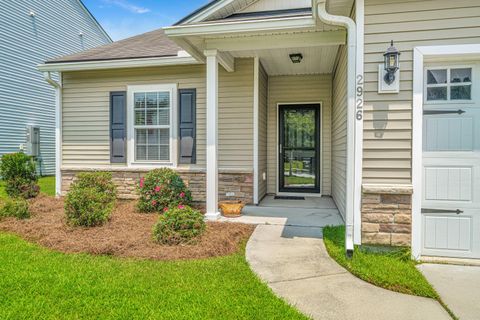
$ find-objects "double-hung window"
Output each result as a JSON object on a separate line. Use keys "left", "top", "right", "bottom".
{"left": 128, "top": 84, "right": 177, "bottom": 165}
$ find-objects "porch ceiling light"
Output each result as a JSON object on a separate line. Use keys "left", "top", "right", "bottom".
{"left": 383, "top": 40, "right": 400, "bottom": 85}
{"left": 289, "top": 53, "right": 303, "bottom": 64}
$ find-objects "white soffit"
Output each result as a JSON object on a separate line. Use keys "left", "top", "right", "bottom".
{"left": 231, "top": 45, "right": 339, "bottom": 75}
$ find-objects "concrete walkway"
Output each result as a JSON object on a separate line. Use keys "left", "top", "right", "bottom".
{"left": 418, "top": 264, "right": 480, "bottom": 320}
{"left": 246, "top": 224, "right": 451, "bottom": 320}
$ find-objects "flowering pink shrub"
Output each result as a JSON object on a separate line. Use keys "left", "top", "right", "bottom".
{"left": 137, "top": 168, "right": 192, "bottom": 213}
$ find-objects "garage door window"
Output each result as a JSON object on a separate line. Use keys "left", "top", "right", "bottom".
{"left": 426, "top": 67, "right": 472, "bottom": 102}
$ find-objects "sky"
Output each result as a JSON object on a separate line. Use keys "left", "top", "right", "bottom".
{"left": 82, "top": 0, "right": 211, "bottom": 41}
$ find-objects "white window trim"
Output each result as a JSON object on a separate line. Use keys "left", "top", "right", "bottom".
{"left": 127, "top": 83, "right": 178, "bottom": 168}
{"left": 424, "top": 64, "right": 474, "bottom": 104}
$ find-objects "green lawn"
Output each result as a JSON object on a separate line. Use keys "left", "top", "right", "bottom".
{"left": 284, "top": 176, "right": 314, "bottom": 186}
{"left": 323, "top": 226, "right": 458, "bottom": 319}
{"left": 0, "top": 233, "right": 308, "bottom": 320}
{"left": 0, "top": 176, "right": 55, "bottom": 199}
{"left": 323, "top": 225, "right": 437, "bottom": 298}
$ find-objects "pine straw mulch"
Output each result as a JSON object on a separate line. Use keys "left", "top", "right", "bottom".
{"left": 0, "top": 195, "right": 255, "bottom": 261}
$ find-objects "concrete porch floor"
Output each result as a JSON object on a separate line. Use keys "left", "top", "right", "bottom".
{"left": 219, "top": 195, "right": 344, "bottom": 228}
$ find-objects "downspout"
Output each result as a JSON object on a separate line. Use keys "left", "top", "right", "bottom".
{"left": 315, "top": 0, "right": 356, "bottom": 256}
{"left": 43, "top": 72, "right": 62, "bottom": 197}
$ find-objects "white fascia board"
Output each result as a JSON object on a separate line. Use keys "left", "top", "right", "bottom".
{"left": 205, "top": 30, "right": 346, "bottom": 51}
{"left": 37, "top": 56, "right": 200, "bottom": 72}
{"left": 164, "top": 16, "right": 316, "bottom": 37}
{"left": 181, "top": 0, "right": 235, "bottom": 25}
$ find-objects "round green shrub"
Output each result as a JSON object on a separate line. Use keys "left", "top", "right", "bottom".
{"left": 152, "top": 206, "right": 206, "bottom": 245}
{"left": 0, "top": 152, "right": 39, "bottom": 199}
{"left": 137, "top": 168, "right": 192, "bottom": 213}
{"left": 64, "top": 172, "right": 117, "bottom": 227}
{"left": 0, "top": 198, "right": 30, "bottom": 220}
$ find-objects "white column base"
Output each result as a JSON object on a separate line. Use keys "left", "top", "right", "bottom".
{"left": 204, "top": 212, "right": 221, "bottom": 221}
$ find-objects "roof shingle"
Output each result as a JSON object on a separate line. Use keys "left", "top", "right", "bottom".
{"left": 46, "top": 29, "right": 180, "bottom": 64}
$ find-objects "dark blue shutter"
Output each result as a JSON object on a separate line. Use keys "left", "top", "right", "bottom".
{"left": 110, "top": 91, "right": 126, "bottom": 163}
{"left": 179, "top": 89, "right": 196, "bottom": 164}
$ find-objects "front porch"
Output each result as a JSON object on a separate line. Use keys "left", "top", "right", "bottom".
{"left": 165, "top": 22, "right": 354, "bottom": 222}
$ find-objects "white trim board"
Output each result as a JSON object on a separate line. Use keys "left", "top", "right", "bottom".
{"left": 253, "top": 57, "right": 260, "bottom": 204}
{"left": 354, "top": 0, "right": 365, "bottom": 246}
{"left": 164, "top": 16, "right": 317, "bottom": 37}
{"left": 275, "top": 102, "right": 323, "bottom": 197}
{"left": 55, "top": 73, "right": 63, "bottom": 196}
{"left": 411, "top": 43, "right": 480, "bottom": 259}
{"left": 38, "top": 56, "right": 200, "bottom": 72}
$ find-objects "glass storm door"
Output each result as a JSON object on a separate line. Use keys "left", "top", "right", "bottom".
{"left": 279, "top": 104, "right": 320, "bottom": 193}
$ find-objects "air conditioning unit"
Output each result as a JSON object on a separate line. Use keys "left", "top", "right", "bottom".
{"left": 26, "top": 126, "right": 40, "bottom": 157}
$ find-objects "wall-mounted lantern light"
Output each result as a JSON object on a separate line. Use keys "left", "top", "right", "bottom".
{"left": 383, "top": 41, "right": 400, "bottom": 85}
{"left": 289, "top": 53, "right": 303, "bottom": 64}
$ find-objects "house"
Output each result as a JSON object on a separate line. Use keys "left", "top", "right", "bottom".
{"left": 0, "top": 0, "right": 111, "bottom": 175}
{"left": 39, "top": 0, "right": 480, "bottom": 261}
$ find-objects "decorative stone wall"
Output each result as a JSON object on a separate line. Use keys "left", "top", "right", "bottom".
{"left": 361, "top": 184, "right": 413, "bottom": 247}
{"left": 61, "top": 169, "right": 254, "bottom": 209}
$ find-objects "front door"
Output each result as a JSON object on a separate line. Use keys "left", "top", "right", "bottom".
{"left": 279, "top": 104, "right": 320, "bottom": 193}
{"left": 422, "top": 64, "right": 480, "bottom": 259}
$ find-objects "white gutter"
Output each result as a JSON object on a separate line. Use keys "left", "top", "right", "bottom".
{"left": 43, "top": 72, "right": 62, "bottom": 197}
{"left": 38, "top": 56, "right": 200, "bottom": 72}
{"left": 316, "top": 0, "right": 357, "bottom": 256}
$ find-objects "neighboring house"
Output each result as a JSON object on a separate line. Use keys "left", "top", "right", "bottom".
{"left": 0, "top": 0, "right": 111, "bottom": 175}
{"left": 39, "top": 0, "right": 480, "bottom": 261}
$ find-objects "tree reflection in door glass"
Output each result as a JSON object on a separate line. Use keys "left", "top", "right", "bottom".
{"left": 283, "top": 109, "right": 316, "bottom": 188}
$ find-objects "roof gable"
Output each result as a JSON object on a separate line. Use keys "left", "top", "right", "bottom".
{"left": 177, "top": 0, "right": 355, "bottom": 25}
{"left": 176, "top": 0, "right": 258, "bottom": 25}
{"left": 177, "top": 0, "right": 314, "bottom": 25}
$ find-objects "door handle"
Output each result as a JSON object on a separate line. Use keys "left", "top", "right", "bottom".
{"left": 279, "top": 144, "right": 282, "bottom": 154}
{"left": 423, "top": 109, "right": 466, "bottom": 115}
{"left": 422, "top": 208, "right": 464, "bottom": 215}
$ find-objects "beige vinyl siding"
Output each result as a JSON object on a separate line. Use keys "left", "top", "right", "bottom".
{"left": 218, "top": 58, "right": 254, "bottom": 170}
{"left": 241, "top": 0, "right": 311, "bottom": 12}
{"left": 267, "top": 75, "right": 332, "bottom": 195}
{"left": 258, "top": 62, "right": 268, "bottom": 200}
{"left": 332, "top": 45, "right": 348, "bottom": 218}
{"left": 62, "top": 58, "right": 254, "bottom": 171}
{"left": 364, "top": 0, "right": 480, "bottom": 184}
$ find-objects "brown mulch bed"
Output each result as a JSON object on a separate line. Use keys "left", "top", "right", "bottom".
{"left": 0, "top": 195, "right": 255, "bottom": 261}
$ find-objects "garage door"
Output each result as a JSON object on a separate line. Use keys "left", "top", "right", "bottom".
{"left": 422, "top": 64, "right": 480, "bottom": 259}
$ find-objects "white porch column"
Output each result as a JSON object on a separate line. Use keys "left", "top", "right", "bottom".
{"left": 204, "top": 50, "right": 220, "bottom": 220}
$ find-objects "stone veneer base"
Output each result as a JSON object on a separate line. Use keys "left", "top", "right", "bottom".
{"left": 61, "top": 169, "right": 254, "bottom": 209}
{"left": 361, "top": 185, "right": 413, "bottom": 247}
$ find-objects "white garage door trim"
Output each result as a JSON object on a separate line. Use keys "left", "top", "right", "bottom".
{"left": 412, "top": 44, "right": 480, "bottom": 260}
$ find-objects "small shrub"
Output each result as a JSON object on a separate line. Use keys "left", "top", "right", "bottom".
{"left": 64, "top": 172, "right": 117, "bottom": 227}
{"left": 0, "top": 152, "right": 39, "bottom": 199}
{"left": 137, "top": 168, "right": 192, "bottom": 213}
{"left": 153, "top": 206, "right": 205, "bottom": 245}
{"left": 0, "top": 198, "right": 30, "bottom": 220}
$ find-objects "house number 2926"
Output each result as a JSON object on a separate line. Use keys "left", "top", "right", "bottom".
{"left": 356, "top": 75, "right": 364, "bottom": 121}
